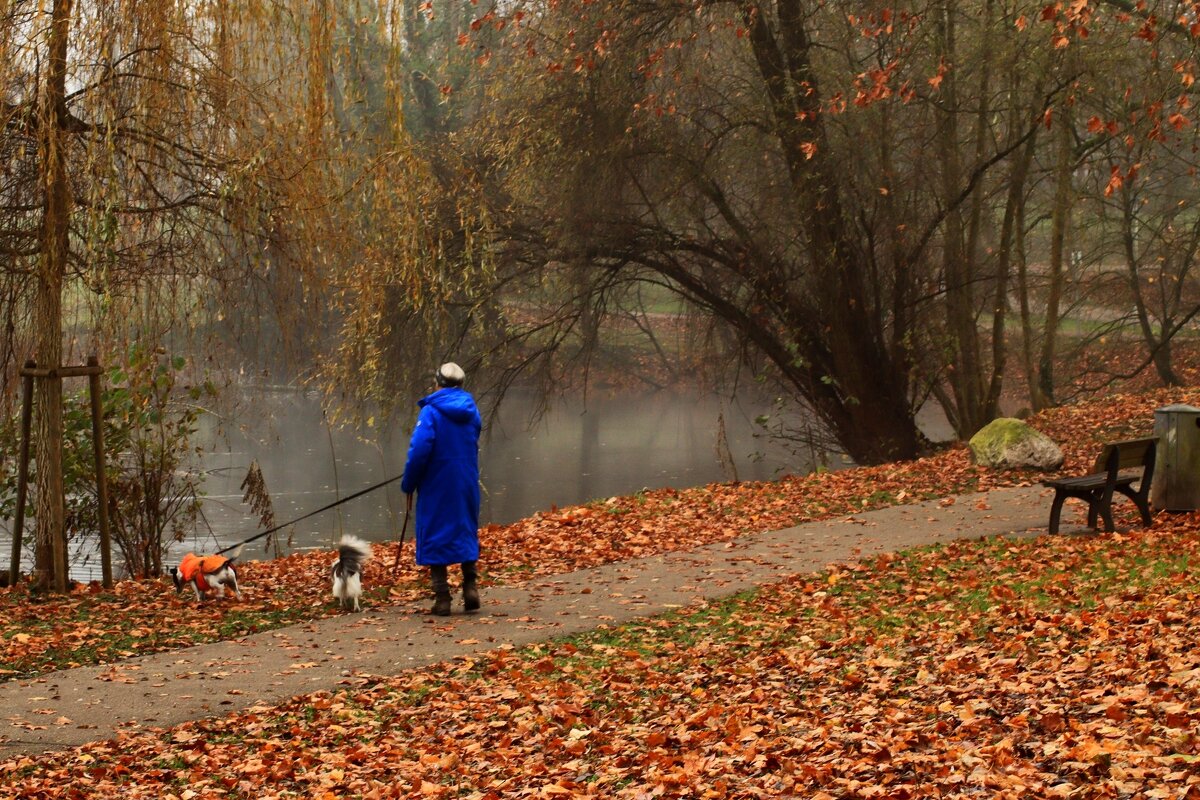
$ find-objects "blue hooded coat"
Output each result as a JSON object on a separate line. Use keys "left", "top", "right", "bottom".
{"left": 400, "top": 387, "right": 482, "bottom": 566}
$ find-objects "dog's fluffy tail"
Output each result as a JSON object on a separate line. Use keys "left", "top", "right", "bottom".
{"left": 333, "top": 535, "right": 372, "bottom": 574}
{"left": 223, "top": 543, "right": 244, "bottom": 562}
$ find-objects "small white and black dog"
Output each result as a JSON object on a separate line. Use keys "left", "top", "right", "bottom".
{"left": 331, "top": 535, "right": 372, "bottom": 612}
{"left": 170, "top": 545, "right": 243, "bottom": 601}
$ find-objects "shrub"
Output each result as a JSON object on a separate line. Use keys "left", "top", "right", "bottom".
{"left": 0, "top": 346, "right": 215, "bottom": 579}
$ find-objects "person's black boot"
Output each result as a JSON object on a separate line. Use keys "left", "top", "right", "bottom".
{"left": 431, "top": 591, "right": 452, "bottom": 616}
{"left": 462, "top": 578, "right": 480, "bottom": 612}
{"left": 461, "top": 561, "right": 480, "bottom": 612}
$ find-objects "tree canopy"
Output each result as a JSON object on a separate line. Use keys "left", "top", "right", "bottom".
{"left": 6, "top": 0, "right": 1200, "bottom": 590}
{"left": 380, "top": 0, "right": 1200, "bottom": 464}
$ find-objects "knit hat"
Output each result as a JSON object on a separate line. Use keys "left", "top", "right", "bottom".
{"left": 436, "top": 362, "right": 466, "bottom": 387}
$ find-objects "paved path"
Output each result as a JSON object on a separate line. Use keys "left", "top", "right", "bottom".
{"left": 0, "top": 485, "right": 1057, "bottom": 759}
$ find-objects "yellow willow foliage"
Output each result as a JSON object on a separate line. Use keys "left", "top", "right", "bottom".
{"left": 0, "top": 0, "right": 488, "bottom": 397}
{"left": 318, "top": 141, "right": 493, "bottom": 421}
{"left": 0, "top": 0, "right": 490, "bottom": 588}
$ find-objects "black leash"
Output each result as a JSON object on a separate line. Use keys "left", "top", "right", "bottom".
{"left": 216, "top": 473, "right": 406, "bottom": 556}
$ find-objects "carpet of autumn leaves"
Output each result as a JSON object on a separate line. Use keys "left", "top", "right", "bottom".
{"left": 6, "top": 498, "right": 1200, "bottom": 796}
{"left": 2, "top": 385, "right": 1200, "bottom": 796}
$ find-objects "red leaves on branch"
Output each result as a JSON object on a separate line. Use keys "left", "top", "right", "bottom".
{"left": 1106, "top": 161, "right": 1145, "bottom": 196}
{"left": 927, "top": 59, "right": 948, "bottom": 92}
{"left": 1105, "top": 164, "right": 1125, "bottom": 196}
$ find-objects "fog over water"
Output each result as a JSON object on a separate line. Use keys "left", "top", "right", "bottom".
{"left": 3, "top": 386, "right": 953, "bottom": 580}
{"left": 185, "top": 387, "right": 803, "bottom": 559}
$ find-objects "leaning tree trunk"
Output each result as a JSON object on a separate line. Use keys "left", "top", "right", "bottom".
{"left": 32, "top": 0, "right": 73, "bottom": 592}
{"left": 742, "top": 1, "right": 924, "bottom": 465}
{"left": 1123, "top": 204, "right": 1184, "bottom": 388}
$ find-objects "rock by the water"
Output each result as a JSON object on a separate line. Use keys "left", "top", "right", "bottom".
{"left": 968, "top": 418, "right": 1064, "bottom": 471}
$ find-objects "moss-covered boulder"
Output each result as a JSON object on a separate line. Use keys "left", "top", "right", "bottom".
{"left": 968, "top": 418, "right": 1064, "bottom": 471}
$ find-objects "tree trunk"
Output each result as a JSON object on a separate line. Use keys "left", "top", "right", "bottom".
{"left": 1152, "top": 339, "right": 1181, "bottom": 386}
{"left": 741, "top": 1, "right": 924, "bottom": 464}
{"left": 1033, "top": 102, "right": 1073, "bottom": 411}
{"left": 987, "top": 88, "right": 1040, "bottom": 417}
{"left": 935, "top": 3, "right": 987, "bottom": 439}
{"left": 1122, "top": 191, "right": 1183, "bottom": 387}
{"left": 33, "top": 0, "right": 73, "bottom": 592}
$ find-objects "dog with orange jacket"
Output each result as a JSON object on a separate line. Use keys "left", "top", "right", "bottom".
{"left": 170, "top": 545, "right": 242, "bottom": 601}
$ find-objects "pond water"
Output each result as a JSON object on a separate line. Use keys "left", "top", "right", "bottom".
{"left": 3, "top": 386, "right": 952, "bottom": 580}
{"left": 185, "top": 388, "right": 806, "bottom": 560}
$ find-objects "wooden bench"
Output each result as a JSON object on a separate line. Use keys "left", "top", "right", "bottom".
{"left": 1046, "top": 437, "right": 1157, "bottom": 535}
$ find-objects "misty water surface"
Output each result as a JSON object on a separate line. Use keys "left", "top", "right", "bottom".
{"left": 4, "top": 387, "right": 951, "bottom": 579}
{"left": 184, "top": 387, "right": 803, "bottom": 562}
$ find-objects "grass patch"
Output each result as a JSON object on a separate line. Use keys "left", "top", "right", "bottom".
{"left": 214, "top": 606, "right": 314, "bottom": 639}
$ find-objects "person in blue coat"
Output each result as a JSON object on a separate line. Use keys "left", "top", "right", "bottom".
{"left": 401, "top": 362, "right": 483, "bottom": 615}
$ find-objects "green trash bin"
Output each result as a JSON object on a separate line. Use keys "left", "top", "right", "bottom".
{"left": 1152, "top": 404, "right": 1200, "bottom": 512}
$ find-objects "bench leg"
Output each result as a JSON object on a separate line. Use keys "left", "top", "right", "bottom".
{"left": 1049, "top": 492, "right": 1066, "bottom": 535}
{"left": 1087, "top": 501, "right": 1099, "bottom": 530}
{"left": 1098, "top": 501, "right": 1116, "bottom": 532}
{"left": 1134, "top": 497, "right": 1152, "bottom": 527}
{"left": 1116, "top": 486, "right": 1154, "bottom": 528}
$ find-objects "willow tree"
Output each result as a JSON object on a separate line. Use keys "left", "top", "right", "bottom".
{"left": 0, "top": 0, "right": 369, "bottom": 590}
{"left": 287, "top": 1, "right": 496, "bottom": 424}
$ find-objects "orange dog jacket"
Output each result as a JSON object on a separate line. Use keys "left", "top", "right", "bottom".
{"left": 178, "top": 553, "right": 232, "bottom": 592}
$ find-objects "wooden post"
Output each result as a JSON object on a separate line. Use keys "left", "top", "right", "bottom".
{"left": 12, "top": 359, "right": 110, "bottom": 592}
{"left": 49, "top": 375, "right": 68, "bottom": 593}
{"left": 87, "top": 356, "right": 113, "bottom": 588}
{"left": 9, "top": 360, "right": 35, "bottom": 587}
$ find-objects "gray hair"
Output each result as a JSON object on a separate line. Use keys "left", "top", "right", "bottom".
{"left": 436, "top": 362, "right": 466, "bottom": 387}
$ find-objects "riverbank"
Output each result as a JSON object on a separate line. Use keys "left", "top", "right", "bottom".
{"left": 0, "top": 385, "right": 1194, "bottom": 681}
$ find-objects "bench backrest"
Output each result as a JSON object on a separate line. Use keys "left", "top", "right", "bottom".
{"left": 1093, "top": 437, "right": 1158, "bottom": 486}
